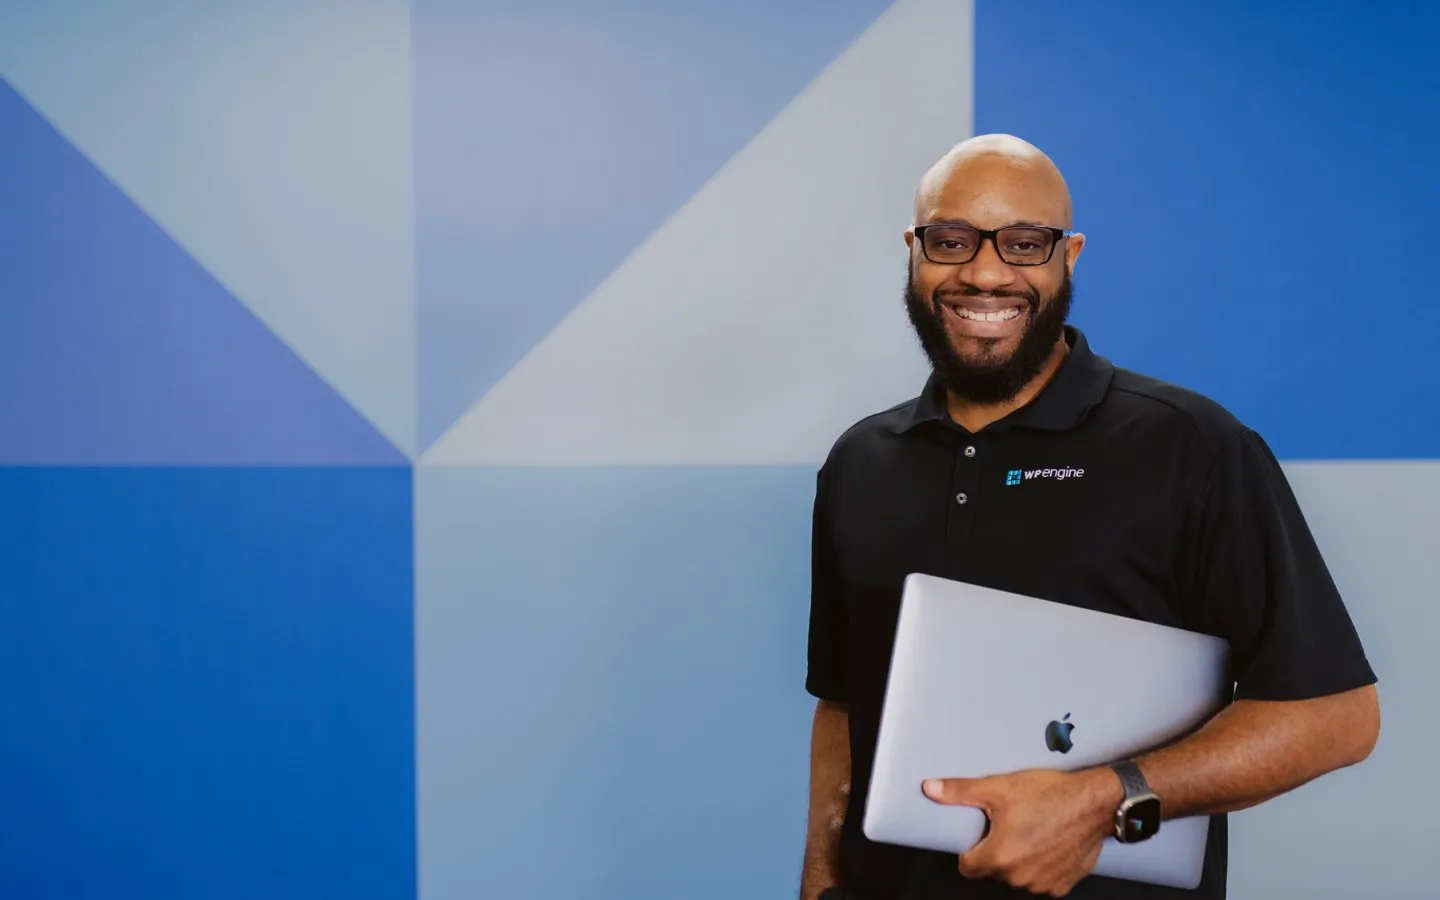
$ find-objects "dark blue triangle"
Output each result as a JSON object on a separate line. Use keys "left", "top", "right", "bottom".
{"left": 0, "top": 77, "right": 406, "bottom": 465}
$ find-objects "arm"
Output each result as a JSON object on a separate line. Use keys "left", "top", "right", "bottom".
{"left": 1113, "top": 428, "right": 1383, "bottom": 818}
{"left": 922, "top": 686, "right": 1381, "bottom": 895}
{"left": 921, "top": 428, "right": 1382, "bottom": 895}
{"left": 1097, "top": 684, "right": 1380, "bottom": 817}
{"left": 801, "top": 462, "right": 852, "bottom": 899}
{"left": 800, "top": 699, "right": 850, "bottom": 900}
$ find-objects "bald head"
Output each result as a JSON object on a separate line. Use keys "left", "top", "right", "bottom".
{"left": 914, "top": 133, "right": 1073, "bottom": 229}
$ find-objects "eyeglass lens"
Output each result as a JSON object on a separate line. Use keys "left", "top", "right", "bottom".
{"left": 922, "top": 225, "right": 1055, "bottom": 265}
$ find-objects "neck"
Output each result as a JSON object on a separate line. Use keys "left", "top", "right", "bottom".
{"left": 945, "top": 337, "right": 1071, "bottom": 433}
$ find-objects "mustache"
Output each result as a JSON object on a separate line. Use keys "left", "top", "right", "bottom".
{"left": 933, "top": 285, "right": 1040, "bottom": 307}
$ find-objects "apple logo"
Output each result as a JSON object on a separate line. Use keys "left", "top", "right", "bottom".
{"left": 1045, "top": 713, "right": 1075, "bottom": 753}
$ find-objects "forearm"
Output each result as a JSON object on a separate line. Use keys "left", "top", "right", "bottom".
{"left": 801, "top": 699, "right": 850, "bottom": 900}
{"left": 1093, "top": 685, "right": 1380, "bottom": 820}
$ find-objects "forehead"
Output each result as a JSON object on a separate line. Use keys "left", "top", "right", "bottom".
{"left": 915, "top": 156, "right": 1068, "bottom": 228}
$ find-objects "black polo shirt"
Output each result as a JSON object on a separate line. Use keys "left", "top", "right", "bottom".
{"left": 806, "top": 326, "right": 1376, "bottom": 900}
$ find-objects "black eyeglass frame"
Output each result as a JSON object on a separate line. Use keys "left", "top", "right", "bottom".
{"left": 911, "top": 224, "right": 1073, "bottom": 267}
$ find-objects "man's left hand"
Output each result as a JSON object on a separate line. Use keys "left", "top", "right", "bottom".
{"left": 922, "top": 768, "right": 1121, "bottom": 897}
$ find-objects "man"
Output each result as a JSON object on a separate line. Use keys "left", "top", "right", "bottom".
{"left": 799, "top": 134, "right": 1379, "bottom": 900}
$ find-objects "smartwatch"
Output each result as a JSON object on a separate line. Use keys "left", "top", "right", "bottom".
{"left": 1109, "top": 760, "right": 1162, "bottom": 844}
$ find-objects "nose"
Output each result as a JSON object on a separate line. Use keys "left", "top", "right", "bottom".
{"left": 955, "top": 235, "right": 1018, "bottom": 293}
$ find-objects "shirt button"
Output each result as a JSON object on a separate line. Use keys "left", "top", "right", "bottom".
{"left": 964, "top": 445, "right": 977, "bottom": 458}
{"left": 956, "top": 492, "right": 968, "bottom": 505}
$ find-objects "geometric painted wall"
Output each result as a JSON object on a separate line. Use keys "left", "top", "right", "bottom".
{"left": 1, "top": 1, "right": 1437, "bottom": 899}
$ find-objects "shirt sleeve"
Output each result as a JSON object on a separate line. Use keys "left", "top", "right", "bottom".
{"left": 806, "top": 464, "right": 849, "bottom": 703}
{"left": 1189, "top": 427, "right": 1377, "bottom": 701}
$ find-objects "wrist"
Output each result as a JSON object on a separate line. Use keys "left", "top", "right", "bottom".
{"left": 1077, "top": 766, "right": 1126, "bottom": 832}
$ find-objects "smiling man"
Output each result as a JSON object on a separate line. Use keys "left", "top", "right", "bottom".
{"left": 798, "top": 135, "right": 1380, "bottom": 900}
{"left": 903, "top": 135, "right": 1077, "bottom": 425}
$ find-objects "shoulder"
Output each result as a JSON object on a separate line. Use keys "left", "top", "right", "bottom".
{"left": 1104, "top": 366, "right": 1253, "bottom": 452}
{"left": 1103, "top": 367, "right": 1294, "bottom": 500}
{"left": 817, "top": 395, "right": 921, "bottom": 479}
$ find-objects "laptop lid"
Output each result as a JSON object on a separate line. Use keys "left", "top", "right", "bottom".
{"left": 862, "top": 573, "right": 1232, "bottom": 890}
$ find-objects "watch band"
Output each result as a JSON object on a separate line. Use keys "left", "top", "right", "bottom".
{"left": 1109, "top": 760, "right": 1161, "bottom": 844}
{"left": 1110, "top": 760, "right": 1151, "bottom": 799}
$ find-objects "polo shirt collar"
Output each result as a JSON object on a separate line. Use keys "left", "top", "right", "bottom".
{"left": 894, "top": 326, "right": 1115, "bottom": 434}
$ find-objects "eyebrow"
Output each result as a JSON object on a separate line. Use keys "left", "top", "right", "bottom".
{"left": 924, "top": 217, "right": 1047, "bottom": 228}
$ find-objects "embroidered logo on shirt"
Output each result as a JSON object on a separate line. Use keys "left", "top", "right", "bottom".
{"left": 1006, "top": 467, "right": 1085, "bottom": 486}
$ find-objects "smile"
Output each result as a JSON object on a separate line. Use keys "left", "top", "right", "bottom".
{"left": 947, "top": 305, "right": 1023, "bottom": 323}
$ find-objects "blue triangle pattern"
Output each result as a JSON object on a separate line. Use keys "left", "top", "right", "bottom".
{"left": 413, "top": 0, "right": 896, "bottom": 450}
{"left": 0, "top": 77, "right": 406, "bottom": 466}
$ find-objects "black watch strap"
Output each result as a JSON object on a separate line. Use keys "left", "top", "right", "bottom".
{"left": 1111, "top": 760, "right": 1151, "bottom": 798}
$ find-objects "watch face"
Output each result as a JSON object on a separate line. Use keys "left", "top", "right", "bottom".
{"left": 1120, "top": 797, "right": 1161, "bottom": 843}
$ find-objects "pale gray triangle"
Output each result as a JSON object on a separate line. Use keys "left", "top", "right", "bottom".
{"left": 0, "top": 0, "right": 416, "bottom": 457}
{"left": 1228, "top": 460, "right": 1437, "bottom": 898}
{"left": 423, "top": 0, "right": 969, "bottom": 466}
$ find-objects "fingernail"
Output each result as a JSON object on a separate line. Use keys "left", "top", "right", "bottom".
{"left": 923, "top": 779, "right": 941, "bottom": 796}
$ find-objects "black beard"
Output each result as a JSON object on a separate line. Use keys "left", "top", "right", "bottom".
{"left": 904, "top": 268, "right": 1073, "bottom": 406}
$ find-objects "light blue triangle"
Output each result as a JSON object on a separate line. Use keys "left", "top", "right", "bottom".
{"left": 0, "top": 0, "right": 417, "bottom": 456}
{"left": 414, "top": 0, "right": 897, "bottom": 450}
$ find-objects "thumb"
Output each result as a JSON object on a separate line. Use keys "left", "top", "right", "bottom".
{"left": 921, "top": 776, "right": 1000, "bottom": 808}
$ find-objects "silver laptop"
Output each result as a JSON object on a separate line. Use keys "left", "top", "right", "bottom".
{"left": 863, "top": 573, "right": 1232, "bottom": 890}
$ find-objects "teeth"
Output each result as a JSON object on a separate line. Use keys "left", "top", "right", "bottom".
{"left": 953, "top": 306, "right": 1020, "bottom": 322}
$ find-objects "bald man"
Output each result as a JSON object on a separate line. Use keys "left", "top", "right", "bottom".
{"left": 799, "top": 135, "right": 1379, "bottom": 900}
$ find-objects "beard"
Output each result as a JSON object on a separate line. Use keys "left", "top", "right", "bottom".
{"left": 904, "top": 266, "right": 1073, "bottom": 406}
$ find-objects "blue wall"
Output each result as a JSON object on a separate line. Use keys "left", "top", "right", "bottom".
{"left": 0, "top": 469, "right": 414, "bottom": 900}
{"left": 1, "top": 2, "right": 1436, "bottom": 899}
{"left": 975, "top": 0, "right": 1440, "bottom": 459}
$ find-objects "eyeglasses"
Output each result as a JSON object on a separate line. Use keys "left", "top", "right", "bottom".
{"left": 912, "top": 224, "right": 1071, "bottom": 266}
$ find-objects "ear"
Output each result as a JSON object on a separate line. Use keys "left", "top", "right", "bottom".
{"left": 904, "top": 227, "right": 916, "bottom": 250}
{"left": 1064, "top": 231, "right": 1086, "bottom": 274}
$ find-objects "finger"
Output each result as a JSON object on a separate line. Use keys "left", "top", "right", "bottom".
{"left": 956, "top": 835, "right": 1005, "bottom": 880}
{"left": 1035, "top": 843, "right": 1101, "bottom": 896}
{"left": 1044, "top": 877, "right": 1079, "bottom": 898}
{"left": 956, "top": 846, "right": 994, "bottom": 880}
{"left": 922, "top": 776, "right": 1001, "bottom": 807}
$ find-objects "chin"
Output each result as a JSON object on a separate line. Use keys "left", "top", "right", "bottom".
{"left": 952, "top": 334, "right": 1022, "bottom": 365}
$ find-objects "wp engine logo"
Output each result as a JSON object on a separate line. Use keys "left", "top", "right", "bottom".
{"left": 1005, "top": 466, "right": 1085, "bottom": 486}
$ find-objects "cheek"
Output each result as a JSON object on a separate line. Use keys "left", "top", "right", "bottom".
{"left": 923, "top": 261, "right": 977, "bottom": 294}
{"left": 1022, "top": 275, "right": 1056, "bottom": 304}
{"left": 911, "top": 270, "right": 947, "bottom": 303}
